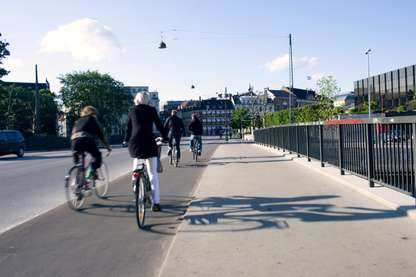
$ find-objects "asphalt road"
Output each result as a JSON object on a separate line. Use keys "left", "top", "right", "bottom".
{"left": 0, "top": 144, "right": 218, "bottom": 277}
{"left": 0, "top": 147, "right": 136, "bottom": 234}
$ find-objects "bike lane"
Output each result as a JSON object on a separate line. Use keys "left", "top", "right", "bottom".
{"left": 0, "top": 144, "right": 218, "bottom": 277}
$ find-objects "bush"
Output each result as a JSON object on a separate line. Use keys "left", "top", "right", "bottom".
{"left": 396, "top": 105, "right": 407, "bottom": 113}
{"left": 408, "top": 100, "right": 416, "bottom": 111}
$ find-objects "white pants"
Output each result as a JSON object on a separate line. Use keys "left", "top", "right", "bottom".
{"left": 133, "top": 157, "right": 160, "bottom": 204}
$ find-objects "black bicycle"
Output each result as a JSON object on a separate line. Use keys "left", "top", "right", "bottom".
{"left": 65, "top": 152, "right": 109, "bottom": 210}
{"left": 170, "top": 140, "right": 179, "bottom": 167}
{"left": 191, "top": 136, "right": 201, "bottom": 162}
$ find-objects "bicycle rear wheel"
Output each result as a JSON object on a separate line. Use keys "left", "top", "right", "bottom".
{"left": 94, "top": 161, "right": 109, "bottom": 198}
{"left": 135, "top": 177, "right": 146, "bottom": 229}
{"left": 65, "top": 166, "right": 85, "bottom": 210}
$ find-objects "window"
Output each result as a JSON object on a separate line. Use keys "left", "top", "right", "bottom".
{"left": 407, "top": 66, "right": 415, "bottom": 91}
{"left": 0, "top": 132, "right": 6, "bottom": 141}
{"left": 5, "top": 132, "right": 17, "bottom": 140}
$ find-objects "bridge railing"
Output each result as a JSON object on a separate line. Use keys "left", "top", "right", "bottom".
{"left": 254, "top": 122, "right": 416, "bottom": 198}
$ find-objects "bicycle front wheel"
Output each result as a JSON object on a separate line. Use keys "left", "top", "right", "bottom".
{"left": 94, "top": 162, "right": 109, "bottom": 198}
{"left": 65, "top": 166, "right": 85, "bottom": 210}
{"left": 135, "top": 177, "right": 146, "bottom": 229}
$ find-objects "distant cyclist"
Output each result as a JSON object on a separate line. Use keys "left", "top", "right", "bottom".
{"left": 124, "top": 93, "right": 167, "bottom": 212}
{"left": 71, "top": 106, "right": 111, "bottom": 181}
{"left": 164, "top": 109, "right": 185, "bottom": 163}
{"left": 188, "top": 113, "right": 203, "bottom": 155}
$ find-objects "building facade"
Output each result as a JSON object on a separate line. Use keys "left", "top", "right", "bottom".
{"left": 354, "top": 64, "right": 416, "bottom": 111}
{"left": 266, "top": 87, "right": 316, "bottom": 111}
{"left": 200, "top": 99, "right": 233, "bottom": 136}
{"left": 124, "top": 86, "right": 160, "bottom": 113}
{"left": 232, "top": 90, "right": 274, "bottom": 116}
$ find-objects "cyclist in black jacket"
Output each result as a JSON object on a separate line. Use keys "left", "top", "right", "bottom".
{"left": 188, "top": 113, "right": 203, "bottom": 155}
{"left": 71, "top": 106, "right": 111, "bottom": 179}
{"left": 164, "top": 110, "right": 185, "bottom": 162}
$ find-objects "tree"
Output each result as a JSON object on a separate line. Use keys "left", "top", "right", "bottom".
{"left": 231, "top": 108, "right": 251, "bottom": 130}
{"left": 316, "top": 76, "right": 341, "bottom": 99}
{"left": 0, "top": 85, "right": 58, "bottom": 134}
{"left": 0, "top": 33, "right": 10, "bottom": 79}
{"left": 59, "top": 71, "right": 132, "bottom": 134}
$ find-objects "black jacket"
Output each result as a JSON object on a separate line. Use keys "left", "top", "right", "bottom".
{"left": 124, "top": 105, "right": 167, "bottom": 159}
{"left": 189, "top": 119, "right": 203, "bottom": 136}
{"left": 164, "top": 115, "right": 185, "bottom": 138}
{"left": 71, "top": 115, "right": 105, "bottom": 142}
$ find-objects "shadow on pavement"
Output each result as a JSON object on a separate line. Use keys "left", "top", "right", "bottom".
{"left": 72, "top": 193, "right": 193, "bottom": 235}
{"left": 182, "top": 195, "right": 410, "bottom": 233}
{"left": 207, "top": 157, "right": 293, "bottom": 166}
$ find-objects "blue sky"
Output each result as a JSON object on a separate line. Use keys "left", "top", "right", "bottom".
{"left": 1, "top": 0, "right": 416, "bottom": 102}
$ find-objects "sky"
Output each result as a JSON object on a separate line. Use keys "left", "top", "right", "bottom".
{"left": 1, "top": 0, "right": 416, "bottom": 102}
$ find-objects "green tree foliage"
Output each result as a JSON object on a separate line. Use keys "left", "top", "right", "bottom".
{"left": 316, "top": 76, "right": 341, "bottom": 99}
{"left": 59, "top": 71, "right": 132, "bottom": 133}
{"left": 0, "top": 33, "right": 10, "bottom": 79}
{"left": 0, "top": 85, "right": 58, "bottom": 134}
{"left": 231, "top": 108, "right": 251, "bottom": 129}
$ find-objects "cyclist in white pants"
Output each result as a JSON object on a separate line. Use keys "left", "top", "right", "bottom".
{"left": 124, "top": 93, "right": 167, "bottom": 212}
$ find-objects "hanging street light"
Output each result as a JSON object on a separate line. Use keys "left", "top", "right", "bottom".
{"left": 158, "top": 31, "right": 167, "bottom": 49}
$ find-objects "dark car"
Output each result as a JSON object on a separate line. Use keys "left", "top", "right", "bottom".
{"left": 0, "top": 130, "right": 25, "bottom": 157}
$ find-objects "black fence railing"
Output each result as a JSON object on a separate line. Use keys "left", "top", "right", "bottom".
{"left": 254, "top": 122, "right": 416, "bottom": 197}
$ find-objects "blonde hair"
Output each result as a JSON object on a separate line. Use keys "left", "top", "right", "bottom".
{"left": 80, "top": 106, "right": 98, "bottom": 117}
{"left": 134, "top": 92, "right": 150, "bottom": 105}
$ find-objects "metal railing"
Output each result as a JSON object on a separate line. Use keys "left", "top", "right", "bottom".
{"left": 254, "top": 122, "right": 416, "bottom": 197}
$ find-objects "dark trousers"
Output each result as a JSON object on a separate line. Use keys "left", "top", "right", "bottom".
{"left": 71, "top": 138, "right": 102, "bottom": 170}
{"left": 168, "top": 135, "right": 181, "bottom": 160}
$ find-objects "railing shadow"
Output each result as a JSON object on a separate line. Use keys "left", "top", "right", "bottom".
{"left": 73, "top": 193, "right": 192, "bottom": 235}
{"left": 181, "top": 195, "right": 410, "bottom": 233}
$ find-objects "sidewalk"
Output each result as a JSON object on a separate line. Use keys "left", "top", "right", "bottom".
{"left": 160, "top": 143, "right": 416, "bottom": 277}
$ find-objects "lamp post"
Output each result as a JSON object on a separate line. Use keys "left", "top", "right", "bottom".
{"left": 365, "top": 49, "right": 372, "bottom": 119}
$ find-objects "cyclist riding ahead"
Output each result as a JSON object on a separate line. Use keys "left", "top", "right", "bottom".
{"left": 164, "top": 109, "right": 185, "bottom": 164}
{"left": 124, "top": 93, "right": 167, "bottom": 212}
{"left": 71, "top": 106, "right": 112, "bottom": 184}
{"left": 188, "top": 113, "right": 203, "bottom": 155}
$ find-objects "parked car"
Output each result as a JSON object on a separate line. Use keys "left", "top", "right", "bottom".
{"left": 0, "top": 130, "right": 25, "bottom": 157}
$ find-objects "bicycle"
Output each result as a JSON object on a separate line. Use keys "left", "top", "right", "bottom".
{"left": 65, "top": 152, "right": 110, "bottom": 210}
{"left": 132, "top": 138, "right": 163, "bottom": 229}
{"left": 170, "top": 140, "right": 179, "bottom": 167}
{"left": 191, "top": 136, "right": 201, "bottom": 162}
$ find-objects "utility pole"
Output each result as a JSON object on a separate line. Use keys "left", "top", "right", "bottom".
{"left": 365, "top": 49, "right": 372, "bottom": 119}
{"left": 33, "top": 64, "right": 39, "bottom": 134}
{"left": 288, "top": 33, "right": 294, "bottom": 123}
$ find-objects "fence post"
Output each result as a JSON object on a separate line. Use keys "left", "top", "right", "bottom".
{"left": 412, "top": 124, "right": 416, "bottom": 197}
{"left": 296, "top": 125, "right": 300, "bottom": 157}
{"left": 338, "top": 124, "right": 345, "bottom": 175}
{"left": 306, "top": 125, "right": 311, "bottom": 162}
{"left": 366, "top": 124, "right": 375, "bottom": 188}
{"left": 319, "top": 124, "right": 325, "bottom": 167}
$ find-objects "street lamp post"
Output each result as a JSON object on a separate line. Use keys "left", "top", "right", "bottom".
{"left": 365, "top": 49, "right": 372, "bottom": 119}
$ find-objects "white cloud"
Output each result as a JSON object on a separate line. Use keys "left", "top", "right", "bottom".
{"left": 265, "top": 54, "right": 289, "bottom": 72}
{"left": 265, "top": 54, "right": 319, "bottom": 72}
{"left": 40, "top": 18, "right": 122, "bottom": 62}
{"left": 297, "top": 56, "right": 318, "bottom": 67}
{"left": 309, "top": 73, "right": 324, "bottom": 83}
{"left": 3, "top": 57, "right": 24, "bottom": 70}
